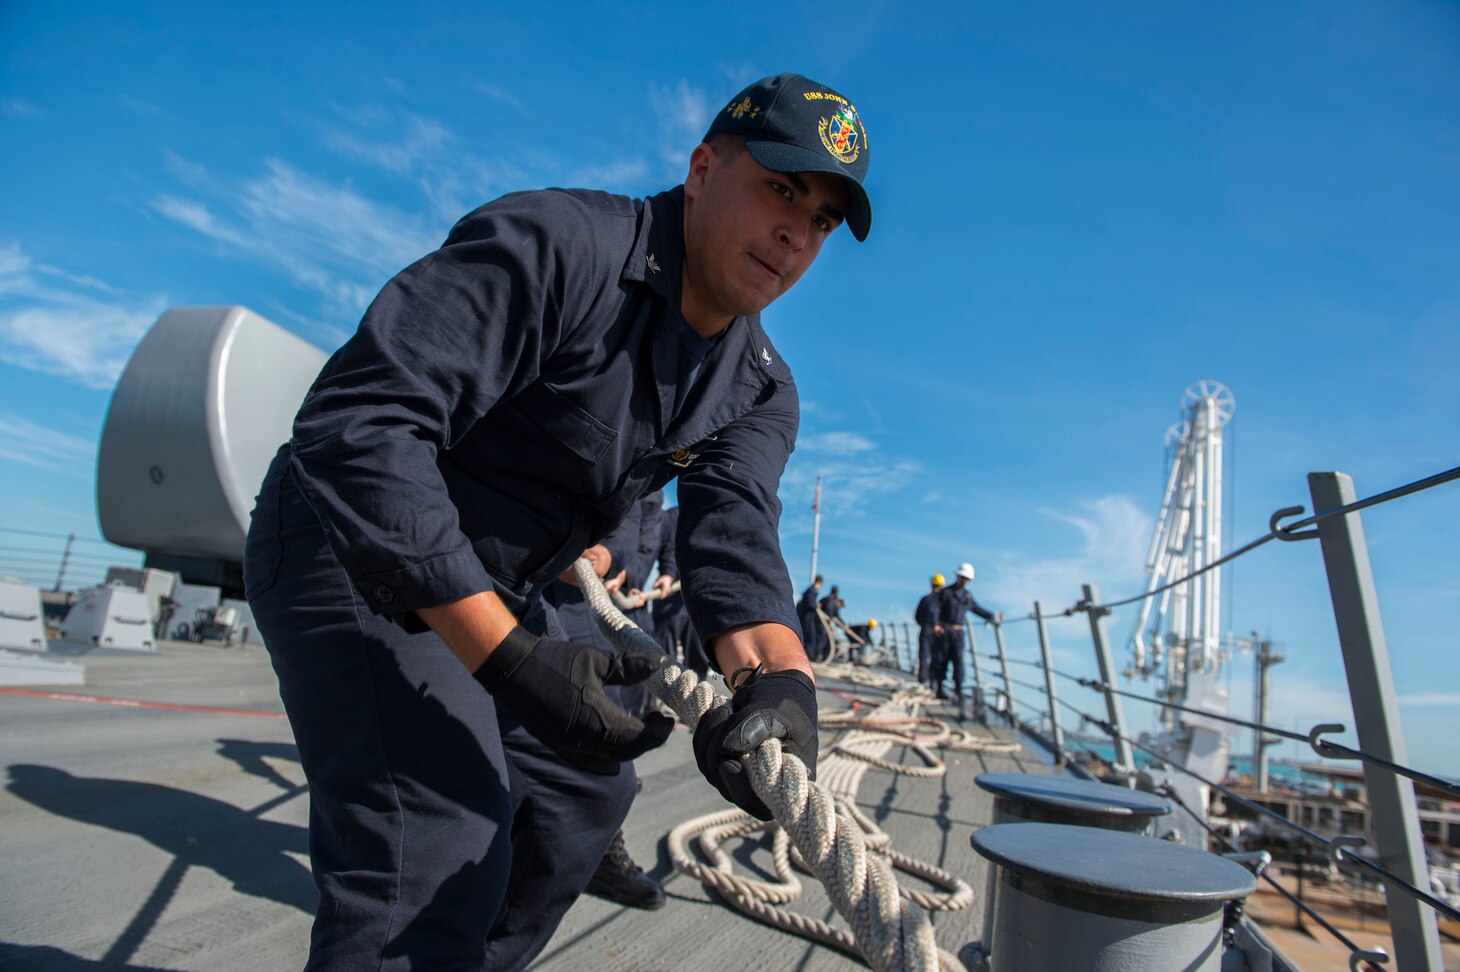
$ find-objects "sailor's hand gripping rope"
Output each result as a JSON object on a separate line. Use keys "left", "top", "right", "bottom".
{"left": 573, "top": 558, "right": 959, "bottom": 972}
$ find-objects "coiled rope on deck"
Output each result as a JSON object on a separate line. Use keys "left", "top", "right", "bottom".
{"left": 574, "top": 559, "right": 956, "bottom": 972}
{"left": 660, "top": 673, "right": 1023, "bottom": 965}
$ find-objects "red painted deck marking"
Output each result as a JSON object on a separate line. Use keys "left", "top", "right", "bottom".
{"left": 0, "top": 687, "right": 286, "bottom": 718}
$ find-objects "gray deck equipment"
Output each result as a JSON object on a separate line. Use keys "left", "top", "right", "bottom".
{"left": 0, "top": 578, "right": 85, "bottom": 686}
{"left": 972, "top": 822, "right": 1255, "bottom": 972}
{"left": 60, "top": 586, "right": 155, "bottom": 652}
{"left": 0, "top": 578, "right": 47, "bottom": 652}
{"left": 975, "top": 772, "right": 1171, "bottom": 835}
{"left": 103, "top": 566, "right": 176, "bottom": 635}
{"left": 96, "top": 306, "right": 325, "bottom": 591}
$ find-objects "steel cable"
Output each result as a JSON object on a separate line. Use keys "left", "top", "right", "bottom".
{"left": 1160, "top": 784, "right": 1389, "bottom": 971}
{"left": 1070, "top": 678, "right": 1316, "bottom": 745}
{"left": 1065, "top": 709, "right": 1459, "bottom": 925}
{"left": 1072, "top": 465, "right": 1460, "bottom": 614}
{"left": 1067, "top": 677, "right": 1460, "bottom": 799}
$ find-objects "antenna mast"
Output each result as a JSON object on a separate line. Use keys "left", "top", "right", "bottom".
{"left": 809, "top": 475, "right": 823, "bottom": 587}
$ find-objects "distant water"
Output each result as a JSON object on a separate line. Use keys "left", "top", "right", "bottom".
{"left": 1070, "top": 742, "right": 1329, "bottom": 786}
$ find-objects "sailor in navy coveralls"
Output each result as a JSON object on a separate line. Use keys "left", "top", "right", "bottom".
{"left": 915, "top": 573, "right": 944, "bottom": 687}
{"left": 932, "top": 562, "right": 1002, "bottom": 715}
{"left": 796, "top": 574, "right": 824, "bottom": 661}
{"left": 244, "top": 72, "right": 871, "bottom": 971}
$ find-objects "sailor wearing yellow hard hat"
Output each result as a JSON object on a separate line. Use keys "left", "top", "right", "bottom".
{"left": 914, "top": 573, "right": 945, "bottom": 688}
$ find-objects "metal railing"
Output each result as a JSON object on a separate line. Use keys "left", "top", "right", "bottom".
{"left": 879, "top": 465, "right": 1459, "bottom": 970}
{"left": 0, "top": 526, "right": 143, "bottom": 592}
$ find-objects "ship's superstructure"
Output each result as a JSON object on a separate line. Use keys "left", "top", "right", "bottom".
{"left": 1127, "top": 380, "right": 1236, "bottom": 843}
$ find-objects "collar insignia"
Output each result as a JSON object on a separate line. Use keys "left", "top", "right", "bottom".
{"left": 761, "top": 347, "right": 772, "bottom": 365}
{"left": 646, "top": 253, "right": 661, "bottom": 274}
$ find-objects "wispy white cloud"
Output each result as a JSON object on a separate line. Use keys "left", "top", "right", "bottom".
{"left": 151, "top": 156, "right": 442, "bottom": 322}
{"left": 799, "top": 431, "right": 877, "bottom": 454}
{"left": 0, "top": 98, "right": 44, "bottom": 119}
{"left": 651, "top": 80, "right": 713, "bottom": 172}
{"left": 473, "top": 82, "right": 529, "bottom": 115}
{"left": 116, "top": 94, "right": 165, "bottom": 118}
{"left": 781, "top": 429, "right": 924, "bottom": 526}
{"left": 0, "top": 303, "right": 159, "bottom": 389}
{"left": 323, "top": 114, "right": 453, "bottom": 176}
{"left": 34, "top": 265, "right": 119, "bottom": 295}
{"left": 317, "top": 106, "right": 527, "bottom": 222}
{"left": 151, "top": 195, "right": 245, "bottom": 245}
{"left": 0, "top": 413, "right": 96, "bottom": 475}
{"left": 985, "top": 495, "right": 1153, "bottom": 613}
{"left": 0, "top": 244, "right": 27, "bottom": 279}
{"left": 568, "top": 158, "right": 650, "bottom": 190}
{"left": 0, "top": 243, "right": 164, "bottom": 389}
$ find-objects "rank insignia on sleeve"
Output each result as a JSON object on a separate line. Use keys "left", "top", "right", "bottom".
{"left": 818, "top": 105, "right": 862, "bottom": 164}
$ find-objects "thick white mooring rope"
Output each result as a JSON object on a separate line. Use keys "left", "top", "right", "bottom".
{"left": 575, "top": 560, "right": 1018, "bottom": 971}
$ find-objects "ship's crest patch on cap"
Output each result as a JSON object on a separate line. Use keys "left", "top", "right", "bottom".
{"left": 817, "top": 104, "right": 862, "bottom": 164}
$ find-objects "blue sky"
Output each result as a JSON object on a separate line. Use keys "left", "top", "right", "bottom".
{"left": 3, "top": 2, "right": 1458, "bottom": 775}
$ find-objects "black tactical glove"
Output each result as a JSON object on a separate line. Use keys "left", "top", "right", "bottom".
{"left": 693, "top": 668, "right": 818, "bottom": 820}
{"left": 474, "top": 626, "right": 674, "bottom": 775}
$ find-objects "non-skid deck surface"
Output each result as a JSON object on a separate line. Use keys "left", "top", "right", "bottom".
{"left": 0, "top": 642, "right": 1061, "bottom": 971}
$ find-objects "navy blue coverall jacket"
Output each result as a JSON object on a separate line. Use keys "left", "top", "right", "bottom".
{"left": 287, "top": 185, "right": 801, "bottom": 646}
{"left": 936, "top": 585, "right": 995, "bottom": 627}
{"left": 915, "top": 591, "right": 940, "bottom": 629}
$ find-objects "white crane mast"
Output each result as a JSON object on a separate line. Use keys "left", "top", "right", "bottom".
{"left": 1126, "top": 380, "right": 1236, "bottom": 844}
{"left": 1129, "top": 380, "right": 1234, "bottom": 703}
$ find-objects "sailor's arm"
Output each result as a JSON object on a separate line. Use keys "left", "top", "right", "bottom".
{"left": 711, "top": 621, "right": 814, "bottom": 682}
{"left": 968, "top": 593, "right": 999, "bottom": 624}
{"left": 678, "top": 380, "right": 819, "bottom": 818}
{"left": 417, "top": 591, "right": 518, "bottom": 672}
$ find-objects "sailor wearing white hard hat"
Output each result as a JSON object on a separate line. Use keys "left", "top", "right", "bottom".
{"left": 931, "top": 562, "right": 1002, "bottom": 718}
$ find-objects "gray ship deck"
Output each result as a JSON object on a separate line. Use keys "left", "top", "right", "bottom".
{"left": 0, "top": 640, "right": 1060, "bottom": 971}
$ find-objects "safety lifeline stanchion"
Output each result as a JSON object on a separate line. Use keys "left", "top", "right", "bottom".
{"left": 1032, "top": 602, "right": 1063, "bottom": 763}
{"left": 574, "top": 559, "right": 957, "bottom": 972}
{"left": 992, "top": 621, "right": 1014, "bottom": 727}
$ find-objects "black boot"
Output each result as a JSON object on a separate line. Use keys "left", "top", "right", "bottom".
{"left": 586, "top": 829, "right": 665, "bottom": 910}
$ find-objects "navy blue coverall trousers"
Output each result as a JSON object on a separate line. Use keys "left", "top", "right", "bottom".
{"left": 931, "top": 585, "right": 995, "bottom": 704}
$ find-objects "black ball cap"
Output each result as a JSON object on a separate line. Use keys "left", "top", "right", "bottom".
{"left": 705, "top": 73, "right": 872, "bottom": 241}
